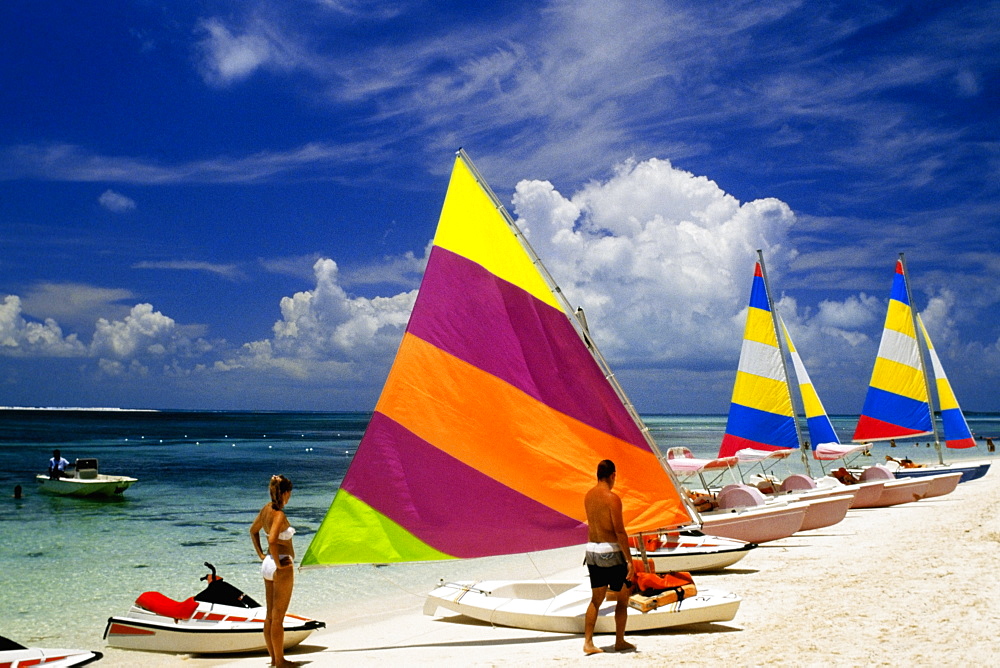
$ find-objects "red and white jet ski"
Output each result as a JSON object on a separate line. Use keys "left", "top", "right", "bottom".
{"left": 0, "top": 634, "right": 101, "bottom": 667}
{"left": 103, "top": 562, "right": 324, "bottom": 655}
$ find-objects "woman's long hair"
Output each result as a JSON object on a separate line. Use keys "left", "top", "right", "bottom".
{"left": 269, "top": 474, "right": 293, "bottom": 511}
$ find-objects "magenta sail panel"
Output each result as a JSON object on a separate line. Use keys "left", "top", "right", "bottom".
{"left": 407, "top": 246, "right": 648, "bottom": 450}
{"left": 341, "top": 411, "right": 588, "bottom": 558}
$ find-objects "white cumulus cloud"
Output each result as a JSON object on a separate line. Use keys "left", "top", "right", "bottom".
{"left": 0, "top": 295, "right": 87, "bottom": 356}
{"left": 512, "top": 157, "right": 798, "bottom": 368}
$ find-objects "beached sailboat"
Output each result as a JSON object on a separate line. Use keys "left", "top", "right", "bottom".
{"left": 853, "top": 255, "right": 990, "bottom": 483}
{"left": 301, "top": 151, "right": 740, "bottom": 633}
{"left": 707, "top": 253, "right": 852, "bottom": 533}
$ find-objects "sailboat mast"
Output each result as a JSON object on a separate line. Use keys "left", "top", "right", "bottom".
{"left": 455, "top": 149, "right": 702, "bottom": 525}
{"left": 756, "top": 250, "right": 812, "bottom": 477}
{"left": 898, "top": 253, "right": 944, "bottom": 465}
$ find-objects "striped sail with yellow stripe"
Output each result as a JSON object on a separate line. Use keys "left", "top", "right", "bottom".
{"left": 852, "top": 259, "right": 933, "bottom": 442}
{"left": 302, "top": 152, "right": 692, "bottom": 567}
{"left": 718, "top": 262, "right": 798, "bottom": 458}
{"left": 918, "top": 315, "right": 976, "bottom": 449}
{"left": 781, "top": 318, "right": 840, "bottom": 451}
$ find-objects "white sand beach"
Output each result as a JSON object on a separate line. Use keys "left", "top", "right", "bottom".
{"left": 98, "top": 466, "right": 998, "bottom": 667}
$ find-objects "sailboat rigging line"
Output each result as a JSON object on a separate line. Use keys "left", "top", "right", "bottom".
{"left": 455, "top": 148, "right": 703, "bottom": 528}
{"left": 899, "top": 253, "right": 944, "bottom": 465}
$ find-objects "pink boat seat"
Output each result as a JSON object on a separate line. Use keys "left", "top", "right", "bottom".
{"left": 717, "top": 484, "right": 766, "bottom": 509}
{"left": 859, "top": 464, "right": 894, "bottom": 482}
{"left": 781, "top": 474, "right": 817, "bottom": 492}
{"left": 136, "top": 591, "right": 199, "bottom": 620}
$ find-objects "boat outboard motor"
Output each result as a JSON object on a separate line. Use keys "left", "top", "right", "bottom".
{"left": 194, "top": 562, "right": 260, "bottom": 609}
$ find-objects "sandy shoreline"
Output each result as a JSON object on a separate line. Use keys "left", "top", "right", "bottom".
{"left": 96, "top": 463, "right": 998, "bottom": 667}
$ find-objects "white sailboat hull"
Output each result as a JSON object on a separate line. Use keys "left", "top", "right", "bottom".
{"left": 423, "top": 579, "right": 740, "bottom": 634}
{"left": 639, "top": 532, "right": 756, "bottom": 572}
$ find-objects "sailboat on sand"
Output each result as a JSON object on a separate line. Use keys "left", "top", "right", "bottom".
{"left": 852, "top": 254, "right": 990, "bottom": 484}
{"left": 302, "top": 151, "right": 740, "bottom": 634}
{"left": 683, "top": 253, "right": 852, "bottom": 539}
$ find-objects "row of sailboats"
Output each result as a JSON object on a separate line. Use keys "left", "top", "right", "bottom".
{"left": 299, "top": 151, "right": 987, "bottom": 637}
{"left": 697, "top": 250, "right": 986, "bottom": 527}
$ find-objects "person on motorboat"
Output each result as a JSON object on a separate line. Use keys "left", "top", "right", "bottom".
{"left": 250, "top": 474, "right": 296, "bottom": 668}
{"left": 47, "top": 450, "right": 69, "bottom": 479}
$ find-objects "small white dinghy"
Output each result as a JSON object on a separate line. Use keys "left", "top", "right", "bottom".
{"left": 632, "top": 530, "right": 756, "bottom": 572}
{"left": 423, "top": 579, "right": 740, "bottom": 634}
{"left": 37, "top": 458, "right": 136, "bottom": 498}
{"left": 104, "top": 563, "right": 324, "bottom": 655}
{"left": 0, "top": 634, "right": 102, "bottom": 667}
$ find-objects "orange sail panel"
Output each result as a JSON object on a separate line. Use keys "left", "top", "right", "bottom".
{"left": 302, "top": 153, "right": 691, "bottom": 567}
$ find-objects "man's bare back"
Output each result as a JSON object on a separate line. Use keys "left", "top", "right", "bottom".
{"left": 582, "top": 462, "right": 636, "bottom": 655}
{"left": 584, "top": 483, "right": 624, "bottom": 545}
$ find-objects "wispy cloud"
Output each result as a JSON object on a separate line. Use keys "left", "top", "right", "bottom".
{"left": 133, "top": 260, "right": 247, "bottom": 281}
{"left": 98, "top": 189, "right": 137, "bottom": 213}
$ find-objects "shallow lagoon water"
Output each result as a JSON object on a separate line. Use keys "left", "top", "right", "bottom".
{"left": 1, "top": 409, "right": 995, "bottom": 650}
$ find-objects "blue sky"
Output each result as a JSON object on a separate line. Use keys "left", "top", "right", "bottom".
{"left": 1, "top": 1, "right": 999, "bottom": 415}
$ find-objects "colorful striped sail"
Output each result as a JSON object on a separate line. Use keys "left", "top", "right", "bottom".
{"left": 780, "top": 317, "right": 840, "bottom": 451}
{"left": 852, "top": 259, "right": 933, "bottom": 442}
{"left": 302, "top": 152, "right": 692, "bottom": 567}
{"left": 918, "top": 315, "right": 976, "bottom": 449}
{"left": 718, "top": 261, "right": 798, "bottom": 458}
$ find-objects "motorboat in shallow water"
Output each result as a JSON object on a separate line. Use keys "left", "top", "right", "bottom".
{"left": 104, "top": 562, "right": 324, "bottom": 655}
{"left": 423, "top": 579, "right": 740, "bottom": 633}
{"left": 0, "top": 634, "right": 101, "bottom": 667}
{"left": 36, "top": 458, "right": 136, "bottom": 497}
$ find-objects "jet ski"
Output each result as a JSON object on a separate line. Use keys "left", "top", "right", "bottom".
{"left": 103, "top": 562, "right": 324, "bottom": 655}
{"left": 0, "top": 634, "right": 102, "bottom": 667}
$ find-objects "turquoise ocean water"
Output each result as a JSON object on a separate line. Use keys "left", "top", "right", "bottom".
{"left": 1, "top": 409, "right": 996, "bottom": 650}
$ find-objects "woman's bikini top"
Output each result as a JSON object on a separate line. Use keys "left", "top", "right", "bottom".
{"left": 278, "top": 526, "right": 295, "bottom": 541}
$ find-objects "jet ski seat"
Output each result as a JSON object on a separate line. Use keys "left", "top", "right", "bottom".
{"left": 136, "top": 591, "right": 199, "bottom": 620}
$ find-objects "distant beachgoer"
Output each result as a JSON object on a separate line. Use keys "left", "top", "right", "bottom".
{"left": 583, "top": 459, "right": 635, "bottom": 655}
{"left": 47, "top": 450, "right": 69, "bottom": 479}
{"left": 890, "top": 439, "right": 896, "bottom": 448}
{"left": 13, "top": 485, "right": 22, "bottom": 499}
{"left": 987, "top": 438, "right": 995, "bottom": 453}
{"left": 250, "top": 475, "right": 296, "bottom": 668}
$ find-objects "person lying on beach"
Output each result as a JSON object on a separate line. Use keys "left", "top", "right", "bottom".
{"left": 583, "top": 459, "right": 635, "bottom": 655}
{"left": 831, "top": 467, "right": 858, "bottom": 485}
{"left": 886, "top": 455, "right": 924, "bottom": 468}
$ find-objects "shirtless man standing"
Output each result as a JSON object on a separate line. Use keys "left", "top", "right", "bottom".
{"left": 582, "top": 459, "right": 635, "bottom": 654}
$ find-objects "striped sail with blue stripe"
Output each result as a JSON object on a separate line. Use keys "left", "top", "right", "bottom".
{"left": 781, "top": 318, "right": 840, "bottom": 451}
{"left": 853, "top": 259, "right": 933, "bottom": 442}
{"left": 918, "top": 315, "right": 976, "bottom": 449}
{"left": 718, "top": 262, "right": 798, "bottom": 458}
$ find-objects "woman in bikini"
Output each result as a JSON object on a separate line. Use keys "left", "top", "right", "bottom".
{"left": 250, "top": 474, "right": 296, "bottom": 667}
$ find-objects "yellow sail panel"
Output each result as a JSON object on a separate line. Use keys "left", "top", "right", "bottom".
{"left": 743, "top": 307, "right": 779, "bottom": 347}
{"left": 870, "top": 356, "right": 928, "bottom": 402}
{"left": 885, "top": 300, "right": 917, "bottom": 337}
{"left": 433, "top": 156, "right": 560, "bottom": 310}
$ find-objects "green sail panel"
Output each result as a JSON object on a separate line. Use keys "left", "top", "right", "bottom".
{"left": 302, "top": 489, "right": 453, "bottom": 566}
